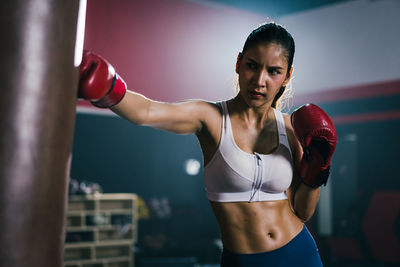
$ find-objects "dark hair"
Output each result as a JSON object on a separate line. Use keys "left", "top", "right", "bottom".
{"left": 240, "top": 22, "right": 295, "bottom": 108}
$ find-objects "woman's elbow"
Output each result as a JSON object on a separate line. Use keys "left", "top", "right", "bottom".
{"left": 294, "top": 205, "right": 317, "bottom": 222}
{"left": 293, "top": 185, "right": 320, "bottom": 222}
{"left": 297, "top": 212, "right": 314, "bottom": 222}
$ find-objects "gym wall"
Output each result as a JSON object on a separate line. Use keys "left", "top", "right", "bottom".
{"left": 71, "top": 0, "right": 400, "bottom": 265}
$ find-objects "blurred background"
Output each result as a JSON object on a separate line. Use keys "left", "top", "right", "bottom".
{"left": 71, "top": 0, "right": 400, "bottom": 266}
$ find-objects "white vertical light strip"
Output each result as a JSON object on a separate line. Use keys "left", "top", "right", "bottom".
{"left": 318, "top": 177, "right": 332, "bottom": 235}
{"left": 74, "top": 0, "right": 87, "bottom": 67}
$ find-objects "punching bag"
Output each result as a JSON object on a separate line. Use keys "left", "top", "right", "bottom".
{"left": 0, "top": 0, "right": 83, "bottom": 266}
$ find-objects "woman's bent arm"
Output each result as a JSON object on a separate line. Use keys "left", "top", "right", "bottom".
{"left": 284, "top": 114, "right": 320, "bottom": 222}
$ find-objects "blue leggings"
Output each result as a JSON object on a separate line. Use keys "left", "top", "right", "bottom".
{"left": 221, "top": 226, "right": 323, "bottom": 267}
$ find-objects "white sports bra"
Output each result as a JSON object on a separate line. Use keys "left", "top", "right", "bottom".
{"left": 203, "top": 101, "right": 293, "bottom": 203}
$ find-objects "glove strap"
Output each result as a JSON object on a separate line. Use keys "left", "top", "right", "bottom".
{"left": 316, "top": 166, "right": 330, "bottom": 187}
{"left": 92, "top": 74, "right": 127, "bottom": 108}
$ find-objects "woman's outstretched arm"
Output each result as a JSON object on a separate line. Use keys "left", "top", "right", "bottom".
{"left": 79, "top": 50, "right": 216, "bottom": 135}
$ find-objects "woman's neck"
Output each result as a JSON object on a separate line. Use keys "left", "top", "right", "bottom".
{"left": 229, "top": 95, "right": 274, "bottom": 129}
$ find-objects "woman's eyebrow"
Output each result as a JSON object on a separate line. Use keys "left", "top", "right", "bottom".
{"left": 245, "top": 57, "right": 258, "bottom": 63}
{"left": 246, "top": 57, "right": 284, "bottom": 69}
{"left": 268, "top": 66, "right": 284, "bottom": 70}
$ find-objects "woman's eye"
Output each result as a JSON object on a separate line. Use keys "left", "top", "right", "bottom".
{"left": 269, "top": 69, "right": 280, "bottom": 75}
{"left": 246, "top": 62, "right": 257, "bottom": 70}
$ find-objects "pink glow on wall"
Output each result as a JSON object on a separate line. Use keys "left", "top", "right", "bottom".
{"left": 293, "top": 79, "right": 400, "bottom": 105}
{"left": 332, "top": 110, "right": 400, "bottom": 125}
{"left": 82, "top": 0, "right": 266, "bottom": 103}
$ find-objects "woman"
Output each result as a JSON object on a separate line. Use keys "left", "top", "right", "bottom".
{"left": 79, "top": 22, "right": 335, "bottom": 266}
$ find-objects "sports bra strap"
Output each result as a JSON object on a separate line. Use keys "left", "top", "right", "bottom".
{"left": 220, "top": 101, "right": 228, "bottom": 133}
{"left": 273, "top": 109, "right": 291, "bottom": 155}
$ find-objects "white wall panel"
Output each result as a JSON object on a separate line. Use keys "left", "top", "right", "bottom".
{"left": 278, "top": 0, "right": 400, "bottom": 94}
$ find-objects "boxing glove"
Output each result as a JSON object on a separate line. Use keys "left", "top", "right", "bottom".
{"left": 291, "top": 104, "right": 337, "bottom": 188}
{"left": 78, "top": 50, "right": 127, "bottom": 108}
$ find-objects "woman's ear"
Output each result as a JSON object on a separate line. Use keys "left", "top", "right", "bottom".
{"left": 283, "top": 67, "right": 293, "bottom": 86}
{"left": 235, "top": 52, "right": 242, "bottom": 74}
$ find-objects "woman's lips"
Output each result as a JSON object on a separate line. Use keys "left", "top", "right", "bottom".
{"left": 248, "top": 90, "right": 265, "bottom": 98}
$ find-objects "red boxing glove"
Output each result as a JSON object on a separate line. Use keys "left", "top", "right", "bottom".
{"left": 291, "top": 104, "right": 337, "bottom": 188}
{"left": 78, "top": 50, "right": 127, "bottom": 108}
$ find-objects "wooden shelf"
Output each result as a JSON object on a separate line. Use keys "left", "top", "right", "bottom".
{"left": 64, "top": 193, "right": 137, "bottom": 267}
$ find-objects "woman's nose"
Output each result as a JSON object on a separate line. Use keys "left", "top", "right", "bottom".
{"left": 254, "top": 69, "right": 268, "bottom": 87}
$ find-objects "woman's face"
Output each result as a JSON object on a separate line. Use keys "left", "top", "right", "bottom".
{"left": 236, "top": 43, "right": 292, "bottom": 108}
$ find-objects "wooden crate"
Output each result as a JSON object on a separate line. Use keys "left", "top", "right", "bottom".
{"left": 64, "top": 193, "right": 137, "bottom": 267}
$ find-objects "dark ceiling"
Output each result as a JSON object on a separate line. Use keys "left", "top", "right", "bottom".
{"left": 208, "top": 0, "right": 356, "bottom": 17}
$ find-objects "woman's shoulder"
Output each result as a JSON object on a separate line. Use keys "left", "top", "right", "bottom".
{"left": 281, "top": 113, "right": 293, "bottom": 130}
{"left": 192, "top": 100, "right": 223, "bottom": 115}
{"left": 281, "top": 113, "right": 296, "bottom": 138}
{"left": 180, "top": 99, "right": 222, "bottom": 115}
{"left": 189, "top": 100, "right": 223, "bottom": 133}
